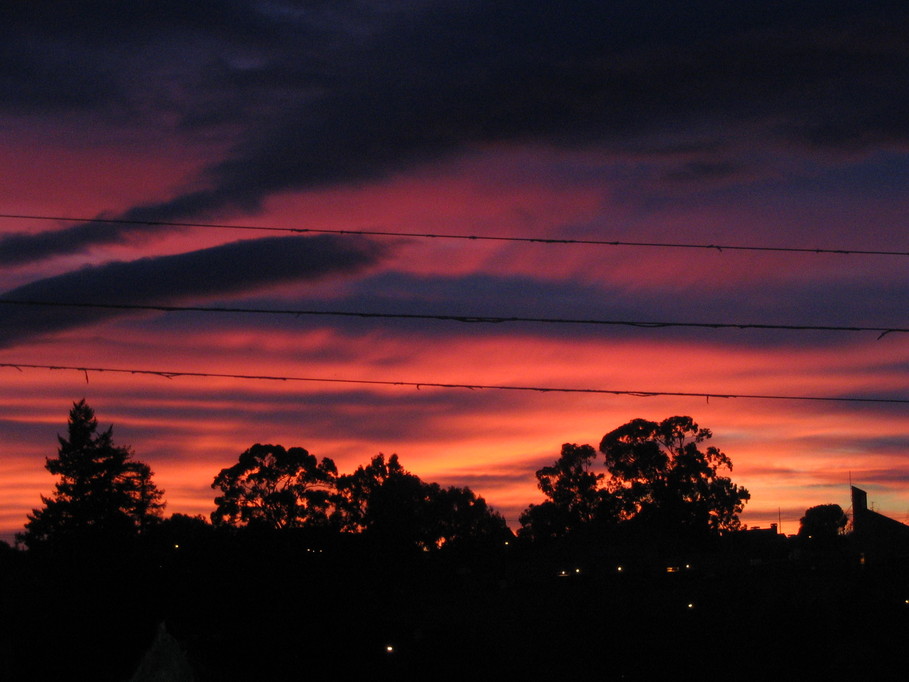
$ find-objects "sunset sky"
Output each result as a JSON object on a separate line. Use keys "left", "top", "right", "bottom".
{"left": 2, "top": 1, "right": 908, "bottom": 543}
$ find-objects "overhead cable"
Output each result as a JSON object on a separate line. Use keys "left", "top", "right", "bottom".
{"left": 0, "top": 298, "right": 904, "bottom": 339}
{"left": 1, "top": 362, "right": 906, "bottom": 405}
{"left": 2, "top": 212, "right": 907, "bottom": 257}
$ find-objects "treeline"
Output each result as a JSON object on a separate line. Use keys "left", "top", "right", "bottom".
{"left": 14, "top": 400, "right": 511, "bottom": 553}
{"left": 13, "top": 402, "right": 752, "bottom": 554}
{"left": 3, "top": 402, "right": 907, "bottom": 681}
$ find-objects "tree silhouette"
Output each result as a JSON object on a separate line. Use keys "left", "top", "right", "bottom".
{"left": 429, "top": 483, "right": 510, "bottom": 549}
{"left": 357, "top": 461, "right": 436, "bottom": 548}
{"left": 599, "top": 416, "right": 750, "bottom": 539}
{"left": 519, "top": 443, "right": 613, "bottom": 540}
{"left": 123, "top": 461, "right": 167, "bottom": 534}
{"left": 798, "top": 504, "right": 847, "bottom": 543}
{"left": 17, "top": 400, "right": 165, "bottom": 548}
{"left": 211, "top": 443, "right": 337, "bottom": 529}
{"left": 521, "top": 417, "right": 750, "bottom": 544}
{"left": 334, "top": 453, "right": 410, "bottom": 533}
{"left": 336, "top": 453, "right": 508, "bottom": 549}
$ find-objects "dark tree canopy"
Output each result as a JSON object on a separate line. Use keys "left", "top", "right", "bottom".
{"left": 211, "top": 443, "right": 338, "bottom": 529}
{"left": 798, "top": 504, "right": 848, "bottom": 541}
{"left": 520, "top": 417, "right": 750, "bottom": 543}
{"left": 336, "top": 453, "right": 509, "bottom": 549}
{"left": 334, "top": 453, "right": 411, "bottom": 533}
{"left": 17, "top": 400, "right": 165, "bottom": 548}
{"left": 519, "top": 443, "right": 611, "bottom": 541}
{"left": 599, "top": 416, "right": 750, "bottom": 538}
{"left": 428, "top": 483, "right": 510, "bottom": 549}
{"left": 536, "top": 443, "right": 603, "bottom": 524}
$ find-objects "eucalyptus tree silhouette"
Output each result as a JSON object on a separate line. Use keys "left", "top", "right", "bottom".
{"left": 519, "top": 443, "right": 611, "bottom": 541}
{"left": 211, "top": 443, "right": 338, "bottom": 529}
{"left": 334, "top": 453, "right": 412, "bottom": 533}
{"left": 599, "top": 416, "right": 750, "bottom": 539}
{"left": 520, "top": 417, "right": 749, "bottom": 543}
{"left": 17, "top": 399, "right": 165, "bottom": 548}
{"left": 336, "top": 453, "right": 509, "bottom": 549}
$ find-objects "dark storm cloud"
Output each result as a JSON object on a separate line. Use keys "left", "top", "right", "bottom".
{"left": 298, "top": 270, "right": 909, "bottom": 346}
{"left": 660, "top": 161, "right": 744, "bottom": 185}
{"left": 123, "top": 268, "right": 909, "bottom": 353}
{"left": 0, "top": 235, "right": 382, "bottom": 347}
{"left": 186, "top": 0, "right": 909, "bottom": 198}
{"left": 0, "top": 1, "right": 269, "bottom": 112}
{"left": 1, "top": 222, "right": 150, "bottom": 267}
{"left": 0, "top": 41, "right": 118, "bottom": 112}
{"left": 3, "top": 1, "right": 908, "bottom": 263}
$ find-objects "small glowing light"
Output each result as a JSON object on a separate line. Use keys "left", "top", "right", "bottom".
{"left": 617, "top": 566, "right": 623, "bottom": 572}
{"left": 687, "top": 603, "right": 694, "bottom": 609}
{"left": 685, "top": 564, "right": 691, "bottom": 569}
{"left": 173, "top": 544, "right": 180, "bottom": 549}
{"left": 575, "top": 568, "right": 581, "bottom": 574}
{"left": 386, "top": 645, "right": 394, "bottom": 653}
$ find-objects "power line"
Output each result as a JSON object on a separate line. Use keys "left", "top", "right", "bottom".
{"left": 1, "top": 362, "right": 907, "bottom": 405}
{"left": 2, "top": 212, "right": 907, "bottom": 257}
{"left": 0, "top": 298, "right": 904, "bottom": 338}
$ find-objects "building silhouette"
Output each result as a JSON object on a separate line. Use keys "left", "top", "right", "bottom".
{"left": 850, "top": 485, "right": 909, "bottom": 562}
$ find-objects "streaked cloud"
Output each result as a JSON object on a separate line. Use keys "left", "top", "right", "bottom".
{"left": 0, "top": 235, "right": 383, "bottom": 347}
